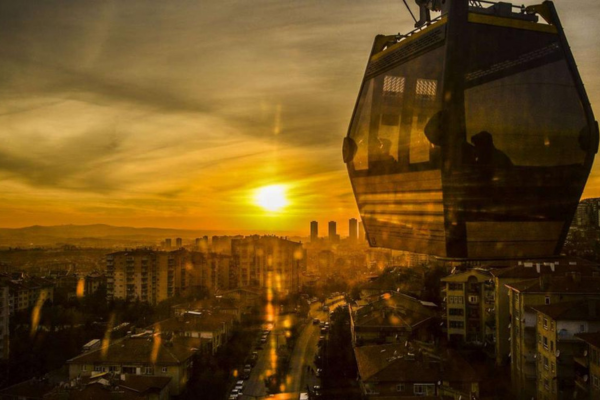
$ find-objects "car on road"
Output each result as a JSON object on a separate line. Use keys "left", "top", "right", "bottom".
{"left": 242, "top": 364, "right": 252, "bottom": 379}
{"left": 299, "top": 393, "right": 309, "bottom": 400}
{"left": 236, "top": 380, "right": 244, "bottom": 389}
{"left": 318, "top": 336, "right": 325, "bottom": 346}
{"left": 313, "top": 385, "right": 322, "bottom": 397}
{"left": 312, "top": 318, "right": 320, "bottom": 325}
{"left": 228, "top": 395, "right": 238, "bottom": 400}
{"left": 316, "top": 368, "right": 323, "bottom": 377}
{"left": 322, "top": 305, "right": 329, "bottom": 312}
{"left": 320, "top": 327, "right": 327, "bottom": 334}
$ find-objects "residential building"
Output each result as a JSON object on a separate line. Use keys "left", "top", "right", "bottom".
{"left": 107, "top": 250, "right": 195, "bottom": 304}
{"left": 190, "top": 252, "right": 236, "bottom": 292}
{"left": 67, "top": 334, "right": 198, "bottom": 396}
{"left": 175, "top": 238, "right": 182, "bottom": 248}
{"left": 574, "top": 332, "right": 600, "bottom": 399}
{"left": 232, "top": 236, "right": 303, "bottom": 294}
{"left": 84, "top": 272, "right": 105, "bottom": 296}
{"left": 2, "top": 275, "right": 54, "bottom": 315}
{"left": 46, "top": 374, "right": 171, "bottom": 400}
{"left": 441, "top": 269, "right": 495, "bottom": 345}
{"left": 506, "top": 274, "right": 600, "bottom": 399}
{"left": 349, "top": 292, "right": 438, "bottom": 345}
{"left": 158, "top": 312, "right": 236, "bottom": 355}
{"left": 354, "top": 342, "right": 479, "bottom": 399}
{"left": 490, "top": 258, "right": 600, "bottom": 366}
{"left": 0, "top": 283, "right": 8, "bottom": 360}
{"left": 532, "top": 300, "right": 600, "bottom": 400}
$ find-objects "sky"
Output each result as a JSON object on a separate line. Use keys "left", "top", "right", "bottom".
{"left": 0, "top": 0, "right": 599, "bottom": 235}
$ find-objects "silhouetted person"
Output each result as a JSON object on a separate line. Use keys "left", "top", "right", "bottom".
{"left": 471, "top": 131, "right": 513, "bottom": 168}
{"left": 370, "top": 138, "right": 397, "bottom": 172}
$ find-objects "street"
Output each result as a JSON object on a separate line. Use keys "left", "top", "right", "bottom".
{"left": 239, "top": 298, "right": 345, "bottom": 400}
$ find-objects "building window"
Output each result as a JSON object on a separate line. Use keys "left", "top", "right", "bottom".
{"left": 543, "top": 318, "right": 548, "bottom": 330}
{"left": 544, "top": 356, "right": 549, "bottom": 370}
{"left": 94, "top": 366, "right": 103, "bottom": 372}
{"left": 545, "top": 297, "right": 551, "bottom": 305}
{"left": 449, "top": 308, "right": 464, "bottom": 316}
{"left": 448, "top": 283, "right": 462, "bottom": 290}
{"left": 162, "top": 367, "right": 168, "bottom": 373}
{"left": 468, "top": 295, "right": 479, "bottom": 304}
{"left": 593, "top": 375, "right": 599, "bottom": 388}
{"left": 396, "top": 384, "right": 404, "bottom": 392}
{"left": 82, "top": 365, "right": 87, "bottom": 371}
{"left": 544, "top": 379, "right": 549, "bottom": 391}
{"left": 551, "top": 362, "right": 555, "bottom": 373}
{"left": 543, "top": 336, "right": 548, "bottom": 350}
{"left": 550, "top": 341, "right": 554, "bottom": 351}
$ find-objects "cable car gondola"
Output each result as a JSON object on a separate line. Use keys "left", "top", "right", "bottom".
{"left": 343, "top": 0, "right": 598, "bottom": 260}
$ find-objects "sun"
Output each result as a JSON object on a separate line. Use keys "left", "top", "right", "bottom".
{"left": 255, "top": 185, "right": 288, "bottom": 212}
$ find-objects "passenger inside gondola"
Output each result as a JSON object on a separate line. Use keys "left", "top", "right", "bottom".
{"left": 470, "top": 130, "right": 513, "bottom": 168}
{"left": 370, "top": 138, "right": 398, "bottom": 173}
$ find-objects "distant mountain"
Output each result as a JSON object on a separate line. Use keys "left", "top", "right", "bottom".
{"left": 0, "top": 224, "right": 298, "bottom": 247}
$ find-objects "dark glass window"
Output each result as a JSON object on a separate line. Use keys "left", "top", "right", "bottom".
{"left": 464, "top": 39, "right": 587, "bottom": 167}
{"left": 348, "top": 44, "right": 445, "bottom": 174}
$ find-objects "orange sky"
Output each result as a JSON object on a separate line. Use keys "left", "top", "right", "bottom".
{"left": 1, "top": 0, "right": 600, "bottom": 235}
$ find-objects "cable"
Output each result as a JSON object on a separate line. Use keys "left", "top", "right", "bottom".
{"left": 401, "top": 0, "right": 418, "bottom": 23}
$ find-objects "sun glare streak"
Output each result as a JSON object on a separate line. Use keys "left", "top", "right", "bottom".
{"left": 151, "top": 325, "right": 161, "bottom": 364}
{"left": 30, "top": 294, "right": 45, "bottom": 337}
{"left": 101, "top": 313, "right": 116, "bottom": 359}
{"left": 76, "top": 278, "right": 85, "bottom": 298}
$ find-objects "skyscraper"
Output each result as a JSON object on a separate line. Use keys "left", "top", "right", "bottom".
{"left": 310, "top": 221, "right": 318, "bottom": 242}
{"left": 328, "top": 221, "right": 337, "bottom": 242}
{"left": 176, "top": 237, "right": 183, "bottom": 248}
{"left": 349, "top": 218, "right": 358, "bottom": 241}
{"left": 165, "top": 238, "right": 172, "bottom": 249}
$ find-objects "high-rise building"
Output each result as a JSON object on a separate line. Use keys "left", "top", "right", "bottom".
{"left": 232, "top": 236, "right": 303, "bottom": 294}
{"left": 165, "top": 238, "right": 172, "bottom": 249}
{"left": 328, "top": 221, "right": 337, "bottom": 243}
{"left": 349, "top": 218, "right": 358, "bottom": 241}
{"left": 310, "top": 221, "right": 318, "bottom": 243}
{"left": 176, "top": 237, "right": 183, "bottom": 248}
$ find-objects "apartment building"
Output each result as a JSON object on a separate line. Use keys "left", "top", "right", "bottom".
{"left": 490, "top": 258, "right": 600, "bottom": 366}
{"left": 441, "top": 269, "right": 495, "bottom": 345}
{"left": 506, "top": 274, "right": 600, "bottom": 399}
{"left": 232, "top": 236, "right": 303, "bottom": 294}
{"left": 190, "top": 252, "right": 236, "bottom": 292}
{"left": 67, "top": 334, "right": 199, "bottom": 396}
{"left": 4, "top": 277, "right": 54, "bottom": 314}
{"left": 574, "top": 332, "right": 600, "bottom": 399}
{"left": 532, "top": 300, "right": 600, "bottom": 400}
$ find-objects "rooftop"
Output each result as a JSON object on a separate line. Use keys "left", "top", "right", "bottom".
{"left": 67, "top": 335, "right": 199, "bottom": 365}
{"left": 576, "top": 332, "right": 600, "bottom": 349}
{"left": 505, "top": 276, "right": 600, "bottom": 294}
{"left": 354, "top": 343, "right": 479, "bottom": 383}
{"left": 531, "top": 300, "right": 600, "bottom": 321}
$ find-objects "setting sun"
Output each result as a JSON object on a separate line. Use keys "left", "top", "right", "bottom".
{"left": 255, "top": 185, "right": 288, "bottom": 212}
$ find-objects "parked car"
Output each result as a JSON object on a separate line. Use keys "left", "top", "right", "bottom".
{"left": 316, "top": 368, "right": 323, "bottom": 377}
{"left": 312, "top": 318, "right": 320, "bottom": 325}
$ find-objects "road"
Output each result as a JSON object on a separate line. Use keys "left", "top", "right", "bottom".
{"left": 238, "top": 298, "right": 346, "bottom": 399}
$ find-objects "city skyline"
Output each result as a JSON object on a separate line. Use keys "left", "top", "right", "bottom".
{"left": 1, "top": 0, "right": 600, "bottom": 235}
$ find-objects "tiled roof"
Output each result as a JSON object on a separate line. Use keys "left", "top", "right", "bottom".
{"left": 576, "top": 332, "right": 600, "bottom": 349}
{"left": 531, "top": 300, "right": 600, "bottom": 321}
{"left": 67, "top": 335, "right": 200, "bottom": 365}
{"left": 158, "top": 313, "right": 234, "bottom": 333}
{"left": 0, "top": 379, "right": 54, "bottom": 399}
{"left": 492, "top": 259, "right": 599, "bottom": 279}
{"left": 354, "top": 343, "right": 479, "bottom": 383}
{"left": 505, "top": 276, "right": 600, "bottom": 294}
